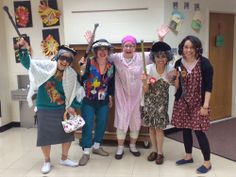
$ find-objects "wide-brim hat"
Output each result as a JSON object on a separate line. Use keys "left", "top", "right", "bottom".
{"left": 151, "top": 41, "right": 171, "bottom": 53}
{"left": 58, "top": 45, "right": 77, "bottom": 56}
{"left": 92, "top": 39, "right": 113, "bottom": 49}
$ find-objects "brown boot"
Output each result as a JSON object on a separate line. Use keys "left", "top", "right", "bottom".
{"left": 147, "top": 152, "right": 157, "bottom": 161}
{"left": 155, "top": 154, "right": 164, "bottom": 165}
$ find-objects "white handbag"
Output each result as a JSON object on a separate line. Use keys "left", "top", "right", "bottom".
{"left": 62, "top": 111, "right": 85, "bottom": 133}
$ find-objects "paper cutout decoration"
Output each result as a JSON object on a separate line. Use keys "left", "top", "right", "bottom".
{"left": 13, "top": 35, "right": 31, "bottom": 63}
{"left": 194, "top": 3, "right": 200, "bottom": 11}
{"left": 39, "top": 0, "right": 61, "bottom": 27}
{"left": 173, "top": 2, "right": 178, "bottom": 9}
{"left": 169, "top": 10, "right": 184, "bottom": 34}
{"left": 191, "top": 11, "right": 203, "bottom": 32}
{"left": 14, "top": 1, "right": 33, "bottom": 28}
{"left": 184, "top": 2, "right": 189, "bottom": 10}
{"left": 41, "top": 28, "right": 60, "bottom": 57}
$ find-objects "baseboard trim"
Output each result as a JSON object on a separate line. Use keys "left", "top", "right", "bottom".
{"left": 0, "top": 122, "right": 20, "bottom": 132}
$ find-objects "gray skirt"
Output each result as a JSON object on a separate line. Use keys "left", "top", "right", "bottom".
{"left": 36, "top": 108, "right": 74, "bottom": 146}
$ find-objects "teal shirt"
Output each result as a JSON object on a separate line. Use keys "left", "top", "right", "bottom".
{"left": 19, "top": 49, "right": 81, "bottom": 110}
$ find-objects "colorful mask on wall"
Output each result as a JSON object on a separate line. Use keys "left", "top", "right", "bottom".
{"left": 41, "top": 34, "right": 59, "bottom": 57}
{"left": 14, "top": 1, "right": 33, "bottom": 28}
{"left": 38, "top": 1, "right": 61, "bottom": 27}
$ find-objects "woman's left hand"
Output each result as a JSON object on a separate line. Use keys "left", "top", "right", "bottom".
{"left": 108, "top": 96, "right": 113, "bottom": 108}
{"left": 67, "top": 107, "right": 77, "bottom": 116}
{"left": 199, "top": 107, "right": 209, "bottom": 116}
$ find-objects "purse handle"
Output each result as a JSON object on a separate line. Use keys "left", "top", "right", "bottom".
{"left": 63, "top": 110, "right": 78, "bottom": 121}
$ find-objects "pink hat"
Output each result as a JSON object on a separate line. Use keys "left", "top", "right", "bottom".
{"left": 121, "top": 35, "right": 137, "bottom": 45}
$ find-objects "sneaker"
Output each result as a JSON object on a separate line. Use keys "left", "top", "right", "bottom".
{"left": 60, "top": 159, "right": 79, "bottom": 167}
{"left": 92, "top": 147, "right": 109, "bottom": 156}
{"left": 79, "top": 154, "right": 90, "bottom": 166}
{"left": 41, "top": 162, "right": 51, "bottom": 174}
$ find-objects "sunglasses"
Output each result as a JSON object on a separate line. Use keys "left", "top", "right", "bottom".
{"left": 59, "top": 55, "right": 73, "bottom": 63}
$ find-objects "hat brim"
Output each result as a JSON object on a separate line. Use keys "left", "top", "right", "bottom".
{"left": 58, "top": 45, "right": 77, "bottom": 55}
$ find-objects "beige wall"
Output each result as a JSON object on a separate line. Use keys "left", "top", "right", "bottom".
{"left": 0, "top": 0, "right": 11, "bottom": 126}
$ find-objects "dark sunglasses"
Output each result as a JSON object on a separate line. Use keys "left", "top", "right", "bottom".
{"left": 59, "top": 55, "right": 73, "bottom": 63}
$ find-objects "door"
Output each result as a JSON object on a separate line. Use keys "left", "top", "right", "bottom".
{"left": 209, "top": 13, "right": 234, "bottom": 120}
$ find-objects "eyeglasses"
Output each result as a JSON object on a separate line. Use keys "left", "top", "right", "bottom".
{"left": 59, "top": 55, "right": 73, "bottom": 63}
{"left": 123, "top": 45, "right": 135, "bottom": 49}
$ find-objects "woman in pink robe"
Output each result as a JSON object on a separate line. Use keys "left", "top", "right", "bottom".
{"left": 110, "top": 35, "right": 150, "bottom": 159}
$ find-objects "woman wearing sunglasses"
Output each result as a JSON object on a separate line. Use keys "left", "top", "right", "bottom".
{"left": 17, "top": 38, "right": 85, "bottom": 174}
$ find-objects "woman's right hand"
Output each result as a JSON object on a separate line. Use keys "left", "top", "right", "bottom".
{"left": 78, "top": 57, "right": 86, "bottom": 75}
{"left": 16, "top": 38, "right": 29, "bottom": 49}
{"left": 84, "top": 30, "right": 93, "bottom": 44}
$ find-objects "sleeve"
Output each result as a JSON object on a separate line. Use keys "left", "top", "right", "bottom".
{"left": 108, "top": 53, "right": 117, "bottom": 63}
{"left": 70, "top": 97, "right": 81, "bottom": 109}
{"left": 145, "top": 52, "right": 153, "bottom": 65}
{"left": 19, "top": 48, "right": 30, "bottom": 69}
{"left": 146, "top": 64, "right": 152, "bottom": 75}
{"left": 202, "top": 58, "right": 214, "bottom": 92}
{"left": 77, "top": 59, "right": 91, "bottom": 84}
{"left": 108, "top": 66, "right": 115, "bottom": 97}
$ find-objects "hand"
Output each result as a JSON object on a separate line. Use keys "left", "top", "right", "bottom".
{"left": 108, "top": 96, "right": 113, "bottom": 108}
{"left": 16, "top": 37, "right": 29, "bottom": 49}
{"left": 167, "top": 69, "right": 178, "bottom": 82}
{"left": 66, "top": 107, "right": 77, "bottom": 116}
{"left": 140, "top": 73, "right": 148, "bottom": 81}
{"left": 78, "top": 57, "right": 86, "bottom": 75}
{"left": 199, "top": 107, "right": 209, "bottom": 116}
{"left": 157, "top": 25, "right": 170, "bottom": 41}
{"left": 84, "top": 30, "right": 93, "bottom": 44}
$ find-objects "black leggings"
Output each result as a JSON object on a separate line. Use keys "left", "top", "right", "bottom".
{"left": 183, "top": 128, "right": 210, "bottom": 161}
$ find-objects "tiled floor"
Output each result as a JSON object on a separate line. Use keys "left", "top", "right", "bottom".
{"left": 0, "top": 128, "right": 235, "bottom": 177}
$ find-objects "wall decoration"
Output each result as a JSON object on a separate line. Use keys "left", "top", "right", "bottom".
{"left": 14, "top": 1, "right": 33, "bottom": 28}
{"left": 39, "top": 0, "right": 61, "bottom": 27}
{"left": 215, "top": 23, "right": 224, "bottom": 47}
{"left": 168, "top": 10, "right": 184, "bottom": 34}
{"left": 41, "top": 28, "right": 60, "bottom": 57}
{"left": 191, "top": 11, "right": 203, "bottom": 32}
{"left": 13, "top": 35, "right": 31, "bottom": 63}
{"left": 184, "top": 2, "right": 189, "bottom": 10}
{"left": 173, "top": 2, "right": 178, "bottom": 9}
{"left": 194, "top": 3, "right": 200, "bottom": 11}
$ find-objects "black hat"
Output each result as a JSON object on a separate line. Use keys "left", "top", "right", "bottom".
{"left": 92, "top": 39, "right": 113, "bottom": 49}
{"left": 151, "top": 41, "right": 171, "bottom": 53}
{"left": 58, "top": 45, "right": 77, "bottom": 56}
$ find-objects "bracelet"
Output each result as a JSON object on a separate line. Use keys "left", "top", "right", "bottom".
{"left": 202, "top": 106, "right": 209, "bottom": 109}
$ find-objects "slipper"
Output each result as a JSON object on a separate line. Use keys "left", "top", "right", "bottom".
{"left": 196, "top": 165, "right": 212, "bottom": 174}
{"left": 176, "top": 158, "right": 194, "bottom": 165}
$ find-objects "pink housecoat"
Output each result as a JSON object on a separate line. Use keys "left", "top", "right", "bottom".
{"left": 110, "top": 52, "right": 150, "bottom": 132}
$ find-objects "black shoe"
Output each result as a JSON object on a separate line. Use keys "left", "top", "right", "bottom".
{"left": 129, "top": 149, "right": 141, "bottom": 157}
{"left": 115, "top": 152, "right": 124, "bottom": 160}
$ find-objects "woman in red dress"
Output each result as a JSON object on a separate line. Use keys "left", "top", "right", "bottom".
{"left": 171, "top": 36, "right": 213, "bottom": 174}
